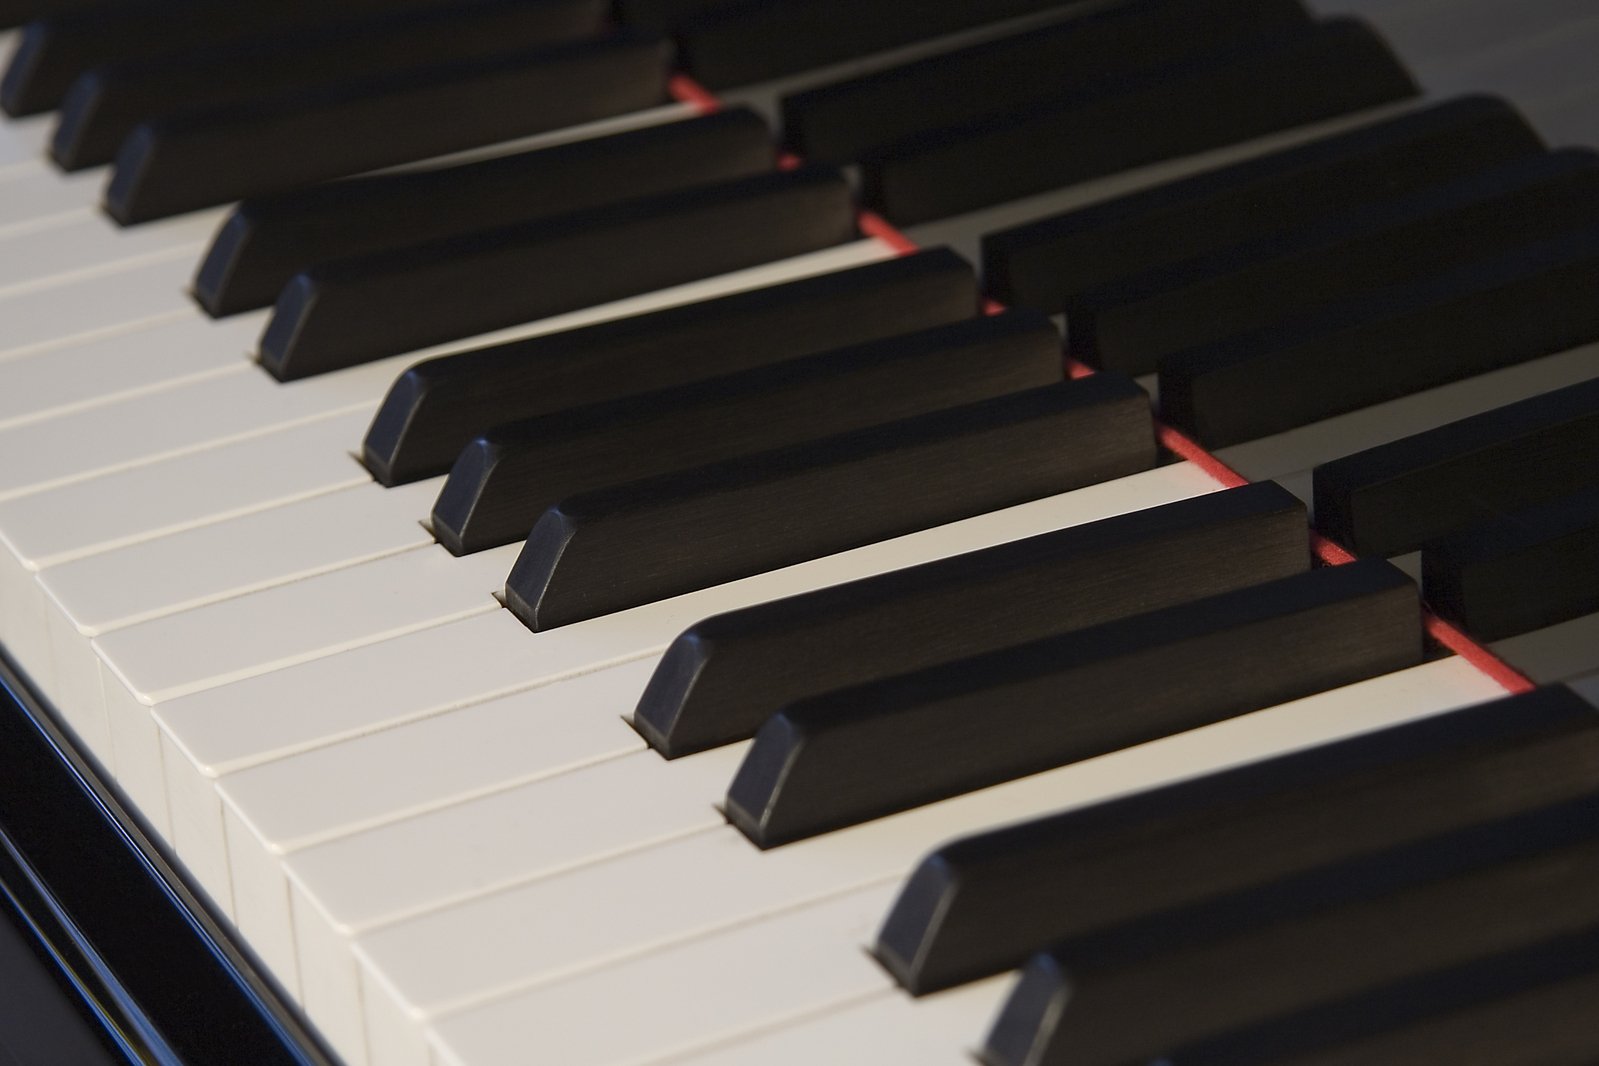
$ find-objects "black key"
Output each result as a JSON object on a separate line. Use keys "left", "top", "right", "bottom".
{"left": 860, "top": 18, "right": 1418, "bottom": 225}
{"left": 781, "top": 0, "right": 1310, "bottom": 164}
{"left": 613, "top": 0, "right": 734, "bottom": 31}
{"left": 982, "top": 96, "right": 1543, "bottom": 312}
{"left": 104, "top": 33, "right": 669, "bottom": 224}
{"left": 983, "top": 796, "right": 1599, "bottom": 1066}
{"left": 4, "top": 0, "right": 588, "bottom": 116}
{"left": 506, "top": 377, "right": 1157, "bottom": 631}
{"left": 636, "top": 482, "right": 1311, "bottom": 758}
{"left": 260, "top": 165, "right": 856, "bottom": 381}
{"left": 1070, "top": 148, "right": 1599, "bottom": 375}
{"left": 873, "top": 685, "right": 1594, "bottom": 994}
{"left": 1155, "top": 923, "right": 1599, "bottom": 1066}
{"left": 1160, "top": 225, "right": 1599, "bottom": 448}
{"left": 51, "top": 0, "right": 611, "bottom": 171}
{"left": 726, "top": 558, "right": 1419, "bottom": 848}
{"left": 362, "top": 250, "right": 979, "bottom": 486}
{"left": 194, "top": 109, "right": 774, "bottom": 317}
{"left": 1424, "top": 486, "right": 1599, "bottom": 641}
{"left": 0, "top": 0, "right": 111, "bottom": 33}
{"left": 675, "top": 0, "right": 1094, "bottom": 90}
{"left": 433, "top": 312, "right": 1064, "bottom": 554}
{"left": 1314, "top": 375, "right": 1599, "bottom": 557}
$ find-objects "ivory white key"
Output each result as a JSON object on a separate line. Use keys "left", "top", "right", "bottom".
{"left": 0, "top": 241, "right": 896, "bottom": 500}
{"left": 213, "top": 659, "right": 661, "bottom": 980}
{"left": 663, "top": 978, "right": 1014, "bottom": 1066}
{"left": 276, "top": 742, "right": 746, "bottom": 1027}
{"left": 0, "top": 166, "right": 103, "bottom": 235}
{"left": 0, "top": 210, "right": 222, "bottom": 298}
{"left": 148, "top": 463, "right": 1220, "bottom": 906}
{"left": 426, "top": 883, "right": 900, "bottom": 1066}
{"left": 38, "top": 478, "right": 441, "bottom": 754}
{"left": 0, "top": 114, "right": 48, "bottom": 174}
{"left": 0, "top": 312, "right": 258, "bottom": 431}
{"left": 347, "top": 659, "right": 1506, "bottom": 1066}
{"left": 0, "top": 249, "right": 200, "bottom": 360}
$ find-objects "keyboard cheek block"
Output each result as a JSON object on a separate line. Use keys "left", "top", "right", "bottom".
{"left": 725, "top": 559, "right": 1423, "bottom": 848}
{"left": 504, "top": 376, "right": 1159, "bottom": 631}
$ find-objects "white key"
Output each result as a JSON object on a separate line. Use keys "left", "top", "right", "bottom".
{"left": 0, "top": 167, "right": 103, "bottom": 235}
{"left": 37, "top": 478, "right": 440, "bottom": 748}
{"left": 135, "top": 466, "right": 1214, "bottom": 1002}
{"left": 0, "top": 312, "right": 258, "bottom": 431}
{"left": 0, "top": 107, "right": 49, "bottom": 174}
{"left": 425, "top": 884, "right": 901, "bottom": 1066}
{"left": 0, "top": 242, "right": 895, "bottom": 500}
{"left": 661, "top": 979, "right": 1013, "bottom": 1066}
{"left": 212, "top": 659, "right": 660, "bottom": 981}
{"left": 1572, "top": 669, "right": 1599, "bottom": 707}
{"left": 276, "top": 742, "right": 745, "bottom": 1036}
{"left": 0, "top": 210, "right": 221, "bottom": 297}
{"left": 348, "top": 657, "right": 1505, "bottom": 1066}
{"left": 0, "top": 249, "right": 201, "bottom": 360}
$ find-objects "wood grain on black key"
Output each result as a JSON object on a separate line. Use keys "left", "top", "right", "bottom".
{"left": 1154, "top": 923, "right": 1599, "bottom": 1066}
{"left": 1314, "top": 375, "right": 1599, "bottom": 557}
{"left": 983, "top": 796, "right": 1599, "bottom": 1066}
{"left": 727, "top": 559, "right": 1420, "bottom": 848}
{"left": 674, "top": 0, "right": 1095, "bottom": 90}
{"left": 104, "top": 32, "right": 668, "bottom": 225}
{"left": 636, "top": 482, "right": 1310, "bottom": 758}
{"left": 363, "top": 250, "right": 978, "bottom": 485}
{"left": 1160, "top": 226, "right": 1599, "bottom": 448}
{"left": 195, "top": 109, "right": 774, "bottom": 317}
{"left": 874, "top": 685, "right": 1597, "bottom": 995}
{"left": 260, "top": 165, "right": 856, "bottom": 381}
{"left": 1070, "top": 148, "right": 1599, "bottom": 375}
{"left": 860, "top": 18, "right": 1417, "bottom": 225}
{"left": 2, "top": 0, "right": 607, "bottom": 116}
{"left": 505, "top": 377, "right": 1157, "bottom": 631}
{"left": 780, "top": 0, "right": 1309, "bottom": 164}
{"left": 433, "top": 313, "right": 1063, "bottom": 554}
{"left": 50, "top": 0, "right": 612, "bottom": 171}
{"left": 1424, "top": 486, "right": 1599, "bottom": 641}
{"left": 982, "top": 96, "right": 1543, "bottom": 312}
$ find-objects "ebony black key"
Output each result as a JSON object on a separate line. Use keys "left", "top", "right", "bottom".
{"left": 3, "top": 0, "right": 600, "bottom": 116}
{"left": 433, "top": 312, "right": 1064, "bottom": 554}
{"left": 0, "top": 0, "right": 110, "bottom": 33}
{"left": 194, "top": 108, "right": 774, "bottom": 317}
{"left": 726, "top": 558, "right": 1420, "bottom": 848}
{"left": 1313, "top": 375, "right": 1599, "bottom": 557}
{"left": 1154, "top": 923, "right": 1599, "bottom": 1066}
{"left": 983, "top": 795, "right": 1599, "bottom": 1066}
{"left": 1070, "top": 148, "right": 1599, "bottom": 375}
{"left": 1424, "top": 486, "right": 1599, "bottom": 641}
{"left": 260, "top": 165, "right": 856, "bottom": 381}
{"left": 860, "top": 18, "right": 1418, "bottom": 225}
{"left": 104, "top": 33, "right": 669, "bottom": 224}
{"left": 675, "top": 0, "right": 1095, "bottom": 90}
{"left": 612, "top": 0, "right": 734, "bottom": 31}
{"left": 636, "top": 482, "right": 1310, "bottom": 758}
{"left": 780, "top": 0, "right": 1309, "bottom": 164}
{"left": 506, "top": 377, "right": 1157, "bottom": 631}
{"left": 51, "top": 0, "right": 612, "bottom": 171}
{"left": 1160, "top": 225, "right": 1599, "bottom": 448}
{"left": 362, "top": 250, "right": 979, "bottom": 486}
{"left": 873, "top": 685, "right": 1594, "bottom": 995}
{"left": 982, "top": 96, "right": 1543, "bottom": 312}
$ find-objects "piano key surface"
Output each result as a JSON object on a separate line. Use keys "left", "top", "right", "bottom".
{"left": 0, "top": 1, "right": 1596, "bottom": 1064}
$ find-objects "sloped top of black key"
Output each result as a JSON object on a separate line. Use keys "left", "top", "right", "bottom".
{"left": 981, "top": 95, "right": 1541, "bottom": 311}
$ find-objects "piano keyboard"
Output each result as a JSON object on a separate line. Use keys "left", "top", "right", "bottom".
{"left": 0, "top": 1, "right": 1596, "bottom": 1064}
